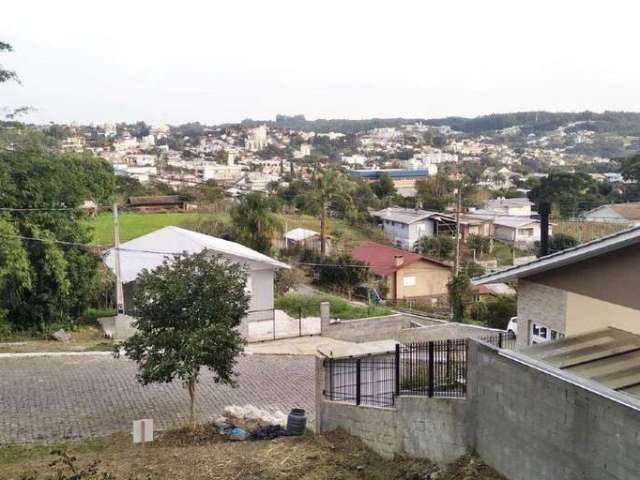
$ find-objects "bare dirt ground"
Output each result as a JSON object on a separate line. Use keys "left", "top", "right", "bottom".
{"left": 0, "top": 429, "right": 505, "bottom": 480}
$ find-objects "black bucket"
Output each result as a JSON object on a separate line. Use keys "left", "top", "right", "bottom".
{"left": 286, "top": 408, "right": 307, "bottom": 436}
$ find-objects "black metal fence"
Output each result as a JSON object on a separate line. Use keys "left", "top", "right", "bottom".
{"left": 325, "top": 354, "right": 396, "bottom": 407}
{"left": 323, "top": 331, "right": 515, "bottom": 406}
{"left": 397, "top": 338, "right": 468, "bottom": 398}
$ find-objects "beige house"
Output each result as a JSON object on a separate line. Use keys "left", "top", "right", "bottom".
{"left": 351, "top": 241, "right": 451, "bottom": 302}
{"left": 472, "top": 226, "right": 640, "bottom": 348}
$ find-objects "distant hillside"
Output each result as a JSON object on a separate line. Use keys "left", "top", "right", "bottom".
{"left": 424, "top": 111, "right": 640, "bottom": 135}
{"left": 238, "top": 112, "right": 640, "bottom": 136}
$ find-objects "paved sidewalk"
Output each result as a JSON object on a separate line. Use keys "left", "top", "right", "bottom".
{"left": 0, "top": 354, "right": 314, "bottom": 444}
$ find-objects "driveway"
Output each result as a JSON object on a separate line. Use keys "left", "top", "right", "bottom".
{"left": 0, "top": 354, "right": 315, "bottom": 444}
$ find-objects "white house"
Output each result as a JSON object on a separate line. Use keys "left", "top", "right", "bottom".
{"left": 372, "top": 207, "right": 438, "bottom": 250}
{"left": 581, "top": 202, "right": 640, "bottom": 226}
{"left": 484, "top": 197, "right": 533, "bottom": 216}
{"left": 103, "top": 226, "right": 289, "bottom": 325}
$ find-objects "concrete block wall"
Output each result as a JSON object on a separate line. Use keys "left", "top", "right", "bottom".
{"left": 397, "top": 396, "right": 469, "bottom": 462}
{"left": 318, "top": 401, "right": 400, "bottom": 459}
{"left": 316, "top": 344, "right": 640, "bottom": 477}
{"left": 468, "top": 341, "right": 640, "bottom": 480}
{"left": 316, "top": 357, "right": 470, "bottom": 463}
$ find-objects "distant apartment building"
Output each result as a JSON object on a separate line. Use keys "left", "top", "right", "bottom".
{"left": 245, "top": 125, "right": 268, "bottom": 151}
{"left": 195, "top": 163, "right": 243, "bottom": 182}
{"left": 348, "top": 168, "right": 430, "bottom": 190}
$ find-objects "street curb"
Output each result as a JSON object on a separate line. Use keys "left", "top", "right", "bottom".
{"left": 0, "top": 351, "right": 115, "bottom": 358}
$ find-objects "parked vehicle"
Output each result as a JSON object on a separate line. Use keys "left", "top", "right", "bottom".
{"left": 507, "top": 316, "right": 518, "bottom": 336}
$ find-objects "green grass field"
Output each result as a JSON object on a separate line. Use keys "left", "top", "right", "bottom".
{"left": 87, "top": 212, "right": 228, "bottom": 245}
{"left": 87, "top": 210, "right": 380, "bottom": 248}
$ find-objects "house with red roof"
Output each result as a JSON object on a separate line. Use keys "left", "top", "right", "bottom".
{"left": 351, "top": 241, "right": 452, "bottom": 302}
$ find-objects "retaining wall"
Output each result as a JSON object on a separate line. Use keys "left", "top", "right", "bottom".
{"left": 316, "top": 343, "right": 640, "bottom": 479}
{"left": 468, "top": 341, "right": 640, "bottom": 480}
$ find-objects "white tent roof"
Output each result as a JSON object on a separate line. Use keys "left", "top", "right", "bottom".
{"left": 284, "top": 228, "right": 319, "bottom": 242}
{"left": 103, "top": 226, "right": 289, "bottom": 283}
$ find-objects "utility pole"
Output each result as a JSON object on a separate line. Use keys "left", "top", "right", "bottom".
{"left": 113, "top": 203, "right": 125, "bottom": 315}
{"left": 453, "top": 171, "right": 462, "bottom": 276}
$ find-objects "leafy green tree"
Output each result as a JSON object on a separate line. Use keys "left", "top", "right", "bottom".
{"left": 308, "top": 253, "right": 367, "bottom": 300}
{"left": 528, "top": 172, "right": 603, "bottom": 217}
{"left": 119, "top": 252, "right": 249, "bottom": 431}
{"left": 470, "top": 294, "right": 517, "bottom": 329}
{"left": 448, "top": 273, "right": 472, "bottom": 322}
{"left": 0, "top": 146, "right": 115, "bottom": 332}
{"left": 231, "top": 192, "right": 283, "bottom": 254}
{"left": 373, "top": 173, "right": 396, "bottom": 200}
{"left": 0, "top": 41, "right": 18, "bottom": 84}
{"left": 467, "top": 234, "right": 491, "bottom": 256}
{"left": 415, "top": 235, "right": 454, "bottom": 259}
{"left": 621, "top": 154, "right": 640, "bottom": 183}
{"left": 548, "top": 233, "right": 578, "bottom": 253}
{"left": 415, "top": 173, "right": 454, "bottom": 210}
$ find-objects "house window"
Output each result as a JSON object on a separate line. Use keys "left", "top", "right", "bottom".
{"left": 530, "top": 322, "right": 563, "bottom": 344}
{"left": 519, "top": 228, "right": 534, "bottom": 237}
{"left": 403, "top": 275, "right": 416, "bottom": 287}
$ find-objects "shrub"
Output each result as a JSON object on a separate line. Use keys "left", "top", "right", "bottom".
{"left": 275, "top": 293, "right": 391, "bottom": 320}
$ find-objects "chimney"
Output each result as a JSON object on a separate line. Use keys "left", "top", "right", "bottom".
{"left": 394, "top": 254, "right": 404, "bottom": 268}
{"left": 539, "top": 201, "right": 550, "bottom": 257}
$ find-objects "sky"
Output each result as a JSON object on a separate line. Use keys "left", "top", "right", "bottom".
{"left": 2, "top": 0, "right": 640, "bottom": 125}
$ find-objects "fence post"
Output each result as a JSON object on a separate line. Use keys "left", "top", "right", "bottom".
{"left": 446, "top": 339, "right": 452, "bottom": 382}
{"left": 356, "top": 358, "right": 362, "bottom": 406}
{"left": 272, "top": 308, "right": 276, "bottom": 341}
{"left": 298, "top": 307, "right": 302, "bottom": 337}
{"left": 395, "top": 343, "right": 400, "bottom": 397}
{"left": 498, "top": 332, "right": 503, "bottom": 349}
{"left": 428, "top": 341, "right": 435, "bottom": 398}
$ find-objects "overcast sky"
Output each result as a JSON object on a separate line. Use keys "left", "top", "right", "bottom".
{"left": 2, "top": 0, "right": 640, "bottom": 125}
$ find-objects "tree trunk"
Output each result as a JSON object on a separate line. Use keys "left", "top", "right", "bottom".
{"left": 188, "top": 377, "right": 197, "bottom": 432}
{"left": 320, "top": 203, "right": 326, "bottom": 256}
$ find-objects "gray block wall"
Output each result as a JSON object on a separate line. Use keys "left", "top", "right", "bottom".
{"left": 315, "top": 357, "right": 470, "bottom": 463}
{"left": 467, "top": 341, "right": 640, "bottom": 480}
{"left": 317, "top": 344, "right": 640, "bottom": 478}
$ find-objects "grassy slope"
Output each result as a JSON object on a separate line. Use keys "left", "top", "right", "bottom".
{"left": 87, "top": 212, "right": 228, "bottom": 245}
{"left": 87, "top": 211, "right": 381, "bottom": 249}
{"left": 276, "top": 293, "right": 392, "bottom": 320}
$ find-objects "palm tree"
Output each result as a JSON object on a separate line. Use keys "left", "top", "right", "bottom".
{"left": 231, "top": 192, "right": 283, "bottom": 254}
{"left": 302, "top": 167, "right": 355, "bottom": 255}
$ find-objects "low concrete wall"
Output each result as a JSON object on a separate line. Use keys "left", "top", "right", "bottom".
{"left": 468, "top": 341, "right": 640, "bottom": 480}
{"left": 315, "top": 357, "right": 469, "bottom": 463}
{"left": 317, "top": 345, "right": 640, "bottom": 478}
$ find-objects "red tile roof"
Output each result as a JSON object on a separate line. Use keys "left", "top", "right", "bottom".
{"left": 350, "top": 241, "right": 450, "bottom": 276}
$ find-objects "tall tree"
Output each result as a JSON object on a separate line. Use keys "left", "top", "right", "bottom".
{"left": 231, "top": 192, "right": 283, "bottom": 254}
{"left": 119, "top": 252, "right": 249, "bottom": 431}
{"left": 527, "top": 172, "right": 602, "bottom": 218}
{"left": 415, "top": 173, "right": 454, "bottom": 211}
{"left": 0, "top": 146, "right": 115, "bottom": 332}
{"left": 301, "top": 167, "right": 355, "bottom": 255}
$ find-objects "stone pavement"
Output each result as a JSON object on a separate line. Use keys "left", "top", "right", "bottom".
{"left": 0, "top": 354, "right": 314, "bottom": 444}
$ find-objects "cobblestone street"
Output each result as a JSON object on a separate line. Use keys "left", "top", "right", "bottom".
{"left": 0, "top": 354, "right": 315, "bottom": 444}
